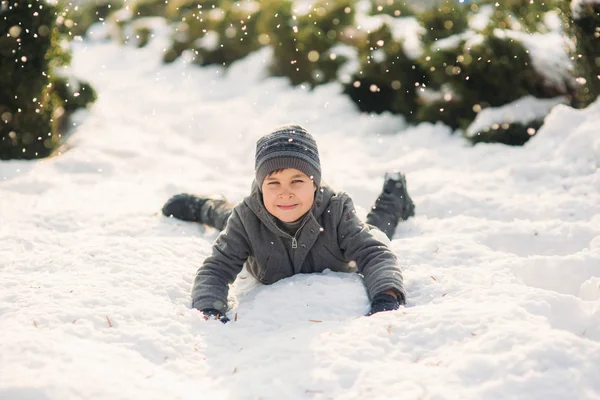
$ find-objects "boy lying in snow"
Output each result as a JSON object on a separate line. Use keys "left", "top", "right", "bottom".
{"left": 162, "top": 124, "right": 415, "bottom": 322}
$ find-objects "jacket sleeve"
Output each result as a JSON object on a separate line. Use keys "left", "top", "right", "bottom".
{"left": 336, "top": 196, "right": 406, "bottom": 304}
{"left": 191, "top": 207, "right": 250, "bottom": 313}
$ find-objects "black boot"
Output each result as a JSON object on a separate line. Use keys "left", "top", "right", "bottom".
{"left": 382, "top": 171, "right": 415, "bottom": 221}
{"left": 162, "top": 193, "right": 208, "bottom": 223}
{"left": 366, "top": 171, "right": 415, "bottom": 239}
{"left": 162, "top": 194, "right": 233, "bottom": 230}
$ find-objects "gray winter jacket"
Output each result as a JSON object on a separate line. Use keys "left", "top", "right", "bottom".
{"left": 191, "top": 182, "right": 406, "bottom": 313}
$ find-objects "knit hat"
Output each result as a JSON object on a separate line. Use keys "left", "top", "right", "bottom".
{"left": 255, "top": 124, "right": 321, "bottom": 190}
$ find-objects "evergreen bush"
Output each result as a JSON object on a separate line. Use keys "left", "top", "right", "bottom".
{"left": 161, "top": 0, "right": 355, "bottom": 85}
{"left": 417, "top": 27, "right": 573, "bottom": 135}
{"left": 567, "top": 0, "right": 600, "bottom": 107}
{"left": 61, "top": 0, "right": 123, "bottom": 37}
{"left": 0, "top": 0, "right": 96, "bottom": 160}
{"left": 415, "top": 0, "right": 576, "bottom": 144}
{"left": 420, "top": 32, "right": 543, "bottom": 107}
{"left": 463, "top": 95, "right": 568, "bottom": 145}
{"left": 478, "top": 0, "right": 561, "bottom": 33}
{"left": 264, "top": 0, "right": 355, "bottom": 86}
{"left": 469, "top": 119, "right": 544, "bottom": 146}
{"left": 53, "top": 0, "right": 592, "bottom": 147}
{"left": 419, "top": 0, "right": 469, "bottom": 43}
{"left": 164, "top": 0, "right": 264, "bottom": 66}
{"left": 370, "top": 0, "right": 414, "bottom": 18}
{"left": 343, "top": 19, "right": 428, "bottom": 120}
{"left": 130, "top": 0, "right": 167, "bottom": 19}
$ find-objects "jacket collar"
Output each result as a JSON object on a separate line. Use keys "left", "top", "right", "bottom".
{"left": 243, "top": 180, "right": 334, "bottom": 236}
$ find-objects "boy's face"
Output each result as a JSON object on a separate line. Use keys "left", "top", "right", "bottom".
{"left": 261, "top": 168, "right": 317, "bottom": 223}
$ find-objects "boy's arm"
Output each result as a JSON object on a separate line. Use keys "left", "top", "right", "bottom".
{"left": 336, "top": 196, "right": 407, "bottom": 304}
{"left": 191, "top": 207, "right": 250, "bottom": 314}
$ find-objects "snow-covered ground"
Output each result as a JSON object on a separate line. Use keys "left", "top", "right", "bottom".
{"left": 1, "top": 22, "right": 600, "bottom": 400}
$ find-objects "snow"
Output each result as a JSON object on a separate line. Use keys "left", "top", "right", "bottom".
{"left": 194, "top": 31, "right": 220, "bottom": 52}
{"left": 571, "top": 0, "right": 600, "bottom": 20}
{"left": 434, "top": 30, "right": 483, "bottom": 51}
{"left": 330, "top": 43, "right": 359, "bottom": 83}
{"left": 543, "top": 10, "right": 564, "bottom": 33}
{"left": 466, "top": 95, "right": 569, "bottom": 137}
{"left": 292, "top": 0, "right": 317, "bottom": 16}
{"left": 469, "top": 4, "right": 494, "bottom": 31}
{"left": 435, "top": 28, "right": 573, "bottom": 95}
{"left": 236, "top": 1, "right": 261, "bottom": 15}
{"left": 354, "top": 14, "right": 425, "bottom": 59}
{"left": 2, "top": 20, "right": 600, "bottom": 400}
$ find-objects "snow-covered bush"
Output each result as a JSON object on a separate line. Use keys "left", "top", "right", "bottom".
{"left": 566, "top": 0, "right": 600, "bottom": 107}
{"left": 61, "top": 0, "right": 124, "bottom": 37}
{"left": 342, "top": 14, "right": 428, "bottom": 120}
{"left": 418, "top": 32, "right": 547, "bottom": 119}
{"left": 264, "top": 0, "right": 355, "bottom": 86}
{"left": 339, "top": 1, "right": 427, "bottom": 121}
{"left": 0, "top": 0, "right": 96, "bottom": 160}
{"left": 478, "top": 0, "right": 562, "bottom": 33}
{"left": 130, "top": 0, "right": 167, "bottom": 18}
{"left": 162, "top": 0, "right": 264, "bottom": 66}
{"left": 416, "top": 2, "right": 576, "bottom": 144}
{"left": 369, "top": 0, "right": 414, "bottom": 18}
{"left": 465, "top": 95, "right": 568, "bottom": 145}
{"left": 57, "top": 0, "right": 588, "bottom": 146}
{"left": 419, "top": 0, "right": 469, "bottom": 43}
{"left": 162, "top": 0, "right": 355, "bottom": 84}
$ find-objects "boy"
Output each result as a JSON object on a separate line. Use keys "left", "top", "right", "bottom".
{"left": 162, "top": 124, "right": 415, "bottom": 322}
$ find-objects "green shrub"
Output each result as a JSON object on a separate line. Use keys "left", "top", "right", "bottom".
{"left": 419, "top": 0, "right": 469, "bottom": 43}
{"left": 52, "top": 78, "right": 97, "bottom": 113}
{"left": 469, "top": 119, "right": 544, "bottom": 146}
{"left": 566, "top": 0, "right": 600, "bottom": 107}
{"left": 162, "top": 0, "right": 355, "bottom": 83}
{"left": 130, "top": 0, "right": 167, "bottom": 18}
{"left": 163, "top": 0, "right": 264, "bottom": 66}
{"left": 478, "top": 0, "right": 562, "bottom": 33}
{"left": 416, "top": 95, "right": 476, "bottom": 130}
{"left": 417, "top": 29, "right": 561, "bottom": 129}
{"left": 0, "top": 0, "right": 96, "bottom": 160}
{"left": 427, "top": 32, "right": 540, "bottom": 106}
{"left": 134, "top": 23, "right": 152, "bottom": 48}
{"left": 52, "top": 0, "right": 586, "bottom": 148}
{"left": 343, "top": 20, "right": 428, "bottom": 120}
{"left": 463, "top": 95, "right": 567, "bottom": 145}
{"left": 263, "top": 0, "right": 355, "bottom": 86}
{"left": 370, "top": 0, "right": 414, "bottom": 18}
{"left": 59, "top": 0, "right": 124, "bottom": 37}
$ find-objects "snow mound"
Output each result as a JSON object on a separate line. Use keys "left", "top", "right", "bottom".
{"left": 466, "top": 95, "right": 569, "bottom": 137}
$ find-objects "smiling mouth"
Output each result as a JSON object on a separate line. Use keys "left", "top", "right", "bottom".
{"left": 277, "top": 204, "right": 298, "bottom": 210}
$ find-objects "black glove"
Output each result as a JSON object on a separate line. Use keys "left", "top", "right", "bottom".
{"left": 367, "top": 293, "right": 401, "bottom": 316}
{"left": 201, "top": 308, "right": 230, "bottom": 323}
{"left": 161, "top": 193, "right": 206, "bottom": 222}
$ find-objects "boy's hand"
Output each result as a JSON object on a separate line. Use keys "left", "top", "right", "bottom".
{"left": 367, "top": 292, "right": 401, "bottom": 316}
{"left": 201, "top": 308, "right": 230, "bottom": 323}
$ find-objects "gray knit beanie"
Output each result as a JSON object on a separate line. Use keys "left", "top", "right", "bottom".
{"left": 255, "top": 124, "right": 321, "bottom": 190}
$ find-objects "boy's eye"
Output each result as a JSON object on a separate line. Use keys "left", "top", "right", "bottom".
{"left": 268, "top": 181, "right": 279, "bottom": 185}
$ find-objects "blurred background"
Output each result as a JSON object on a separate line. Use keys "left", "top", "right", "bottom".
{"left": 1, "top": 0, "right": 598, "bottom": 160}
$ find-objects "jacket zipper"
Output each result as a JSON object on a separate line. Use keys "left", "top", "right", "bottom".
{"left": 276, "top": 217, "right": 309, "bottom": 249}
{"left": 291, "top": 217, "right": 310, "bottom": 249}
